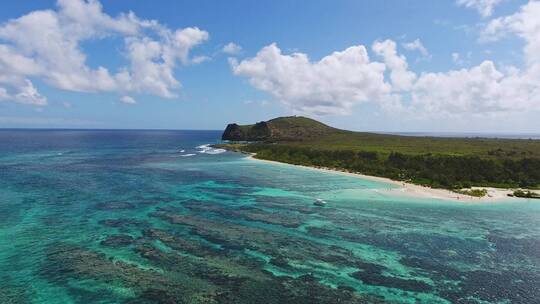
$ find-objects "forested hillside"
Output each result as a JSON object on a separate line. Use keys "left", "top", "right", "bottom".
{"left": 220, "top": 117, "right": 540, "bottom": 189}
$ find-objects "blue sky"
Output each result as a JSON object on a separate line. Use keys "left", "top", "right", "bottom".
{"left": 0, "top": 0, "right": 538, "bottom": 132}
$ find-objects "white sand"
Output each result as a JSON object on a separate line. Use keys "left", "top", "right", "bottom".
{"left": 245, "top": 154, "right": 522, "bottom": 202}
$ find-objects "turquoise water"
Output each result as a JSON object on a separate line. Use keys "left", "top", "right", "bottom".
{"left": 0, "top": 130, "right": 539, "bottom": 303}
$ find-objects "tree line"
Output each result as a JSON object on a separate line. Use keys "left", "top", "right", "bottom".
{"left": 241, "top": 144, "right": 540, "bottom": 189}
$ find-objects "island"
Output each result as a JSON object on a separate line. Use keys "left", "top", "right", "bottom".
{"left": 219, "top": 116, "right": 540, "bottom": 199}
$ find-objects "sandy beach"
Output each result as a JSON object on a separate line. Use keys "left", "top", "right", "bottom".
{"left": 245, "top": 154, "right": 520, "bottom": 202}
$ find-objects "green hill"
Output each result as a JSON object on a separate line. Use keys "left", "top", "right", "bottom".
{"left": 222, "top": 116, "right": 540, "bottom": 158}
{"left": 222, "top": 116, "right": 342, "bottom": 142}
{"left": 220, "top": 116, "right": 540, "bottom": 190}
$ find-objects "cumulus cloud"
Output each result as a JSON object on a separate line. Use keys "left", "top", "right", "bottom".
{"left": 231, "top": 43, "right": 392, "bottom": 115}
{"left": 222, "top": 42, "right": 242, "bottom": 55}
{"left": 413, "top": 61, "right": 506, "bottom": 113}
{"left": 456, "top": 0, "right": 502, "bottom": 17}
{"left": 402, "top": 39, "right": 430, "bottom": 58}
{"left": 120, "top": 95, "right": 136, "bottom": 104}
{"left": 372, "top": 39, "right": 416, "bottom": 91}
{"left": 482, "top": 1, "right": 540, "bottom": 64}
{"left": 0, "top": 44, "right": 46, "bottom": 105}
{"left": 0, "top": 0, "right": 209, "bottom": 105}
{"left": 0, "top": 76, "right": 47, "bottom": 105}
{"left": 232, "top": 1, "right": 540, "bottom": 117}
{"left": 419, "top": 1, "right": 540, "bottom": 114}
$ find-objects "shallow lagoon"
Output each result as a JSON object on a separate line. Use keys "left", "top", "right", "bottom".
{"left": 0, "top": 130, "right": 539, "bottom": 303}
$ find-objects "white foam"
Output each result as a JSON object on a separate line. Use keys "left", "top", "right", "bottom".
{"left": 180, "top": 153, "right": 196, "bottom": 157}
{"left": 179, "top": 149, "right": 185, "bottom": 153}
{"left": 196, "top": 144, "right": 211, "bottom": 150}
{"left": 196, "top": 144, "right": 226, "bottom": 155}
{"left": 204, "top": 148, "right": 226, "bottom": 154}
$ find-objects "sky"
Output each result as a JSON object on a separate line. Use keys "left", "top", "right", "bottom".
{"left": 0, "top": 0, "right": 539, "bottom": 132}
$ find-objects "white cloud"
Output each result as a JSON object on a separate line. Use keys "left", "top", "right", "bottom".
{"left": 0, "top": 0, "right": 209, "bottom": 105}
{"left": 452, "top": 52, "right": 465, "bottom": 65}
{"left": 231, "top": 43, "right": 393, "bottom": 115}
{"left": 412, "top": 1, "right": 540, "bottom": 116}
{"left": 223, "top": 42, "right": 242, "bottom": 55}
{"left": 13, "top": 79, "right": 48, "bottom": 105}
{"left": 456, "top": 0, "right": 502, "bottom": 17}
{"left": 470, "top": 1, "right": 540, "bottom": 113}
{"left": 482, "top": 1, "right": 540, "bottom": 65}
{"left": 0, "top": 44, "right": 46, "bottom": 105}
{"left": 0, "top": 77, "right": 47, "bottom": 105}
{"left": 373, "top": 39, "right": 416, "bottom": 91}
{"left": 0, "top": 44, "right": 42, "bottom": 75}
{"left": 233, "top": 1, "right": 540, "bottom": 117}
{"left": 120, "top": 95, "right": 136, "bottom": 104}
{"left": 191, "top": 55, "right": 211, "bottom": 64}
{"left": 402, "top": 39, "right": 430, "bottom": 58}
{"left": 412, "top": 61, "right": 505, "bottom": 113}
{"left": 452, "top": 52, "right": 460, "bottom": 62}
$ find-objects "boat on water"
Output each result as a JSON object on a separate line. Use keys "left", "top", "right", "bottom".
{"left": 313, "top": 198, "right": 327, "bottom": 206}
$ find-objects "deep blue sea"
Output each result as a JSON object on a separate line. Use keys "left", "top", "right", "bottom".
{"left": 1, "top": 130, "right": 539, "bottom": 304}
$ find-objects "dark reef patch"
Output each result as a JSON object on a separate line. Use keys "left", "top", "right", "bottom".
{"left": 100, "top": 234, "right": 135, "bottom": 247}
{"left": 439, "top": 269, "right": 540, "bottom": 303}
{"left": 41, "top": 243, "right": 217, "bottom": 303}
{"left": 95, "top": 201, "right": 135, "bottom": 211}
{"left": 183, "top": 200, "right": 305, "bottom": 228}
{"left": 398, "top": 256, "right": 463, "bottom": 281}
{"left": 142, "top": 228, "right": 220, "bottom": 257}
{"left": 350, "top": 270, "right": 433, "bottom": 293}
{"left": 269, "top": 256, "right": 290, "bottom": 268}
{"left": 0, "top": 284, "right": 31, "bottom": 304}
{"left": 98, "top": 218, "right": 149, "bottom": 228}
{"left": 148, "top": 210, "right": 360, "bottom": 269}
{"left": 304, "top": 226, "right": 334, "bottom": 237}
{"left": 487, "top": 232, "right": 540, "bottom": 260}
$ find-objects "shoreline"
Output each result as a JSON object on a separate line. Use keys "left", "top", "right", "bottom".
{"left": 244, "top": 154, "right": 521, "bottom": 202}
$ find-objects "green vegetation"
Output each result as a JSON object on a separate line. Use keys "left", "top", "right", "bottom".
{"left": 454, "top": 188, "right": 488, "bottom": 197}
{"left": 511, "top": 190, "right": 540, "bottom": 199}
{"left": 220, "top": 116, "right": 540, "bottom": 190}
{"left": 222, "top": 116, "right": 339, "bottom": 142}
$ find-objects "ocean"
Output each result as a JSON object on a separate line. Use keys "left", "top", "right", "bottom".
{"left": 383, "top": 131, "right": 540, "bottom": 140}
{"left": 0, "top": 129, "right": 539, "bottom": 303}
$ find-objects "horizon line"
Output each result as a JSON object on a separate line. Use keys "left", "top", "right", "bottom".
{"left": 0, "top": 127, "right": 539, "bottom": 138}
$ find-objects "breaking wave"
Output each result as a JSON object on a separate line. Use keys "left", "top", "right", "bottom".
{"left": 196, "top": 144, "right": 226, "bottom": 155}
{"left": 180, "top": 153, "right": 196, "bottom": 157}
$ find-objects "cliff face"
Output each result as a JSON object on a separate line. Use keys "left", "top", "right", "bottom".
{"left": 221, "top": 116, "right": 340, "bottom": 142}
{"left": 222, "top": 121, "right": 271, "bottom": 141}
{"left": 222, "top": 124, "right": 247, "bottom": 141}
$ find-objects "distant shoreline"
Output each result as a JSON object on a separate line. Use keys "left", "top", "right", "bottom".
{"left": 379, "top": 131, "right": 540, "bottom": 140}
{"left": 245, "top": 154, "right": 522, "bottom": 203}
